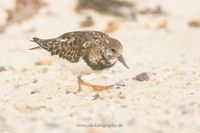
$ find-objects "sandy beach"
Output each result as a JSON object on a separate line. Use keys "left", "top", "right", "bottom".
{"left": 0, "top": 0, "right": 200, "bottom": 133}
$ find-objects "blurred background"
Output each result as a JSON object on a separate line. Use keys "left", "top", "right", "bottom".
{"left": 0, "top": 0, "right": 200, "bottom": 68}
{"left": 0, "top": 0, "right": 200, "bottom": 133}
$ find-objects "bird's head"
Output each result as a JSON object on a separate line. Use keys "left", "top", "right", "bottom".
{"left": 103, "top": 37, "right": 129, "bottom": 69}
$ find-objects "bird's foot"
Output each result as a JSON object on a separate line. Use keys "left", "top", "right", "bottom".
{"left": 77, "top": 77, "right": 113, "bottom": 92}
{"left": 81, "top": 81, "right": 113, "bottom": 91}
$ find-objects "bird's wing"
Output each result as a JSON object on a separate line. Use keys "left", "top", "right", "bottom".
{"left": 32, "top": 33, "right": 86, "bottom": 63}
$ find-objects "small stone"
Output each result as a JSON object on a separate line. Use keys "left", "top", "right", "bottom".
{"left": 66, "top": 90, "right": 70, "bottom": 94}
{"left": 0, "top": 66, "right": 6, "bottom": 72}
{"left": 134, "top": 72, "right": 150, "bottom": 81}
{"left": 115, "top": 80, "right": 126, "bottom": 87}
{"left": 188, "top": 19, "right": 200, "bottom": 28}
{"left": 30, "top": 90, "right": 40, "bottom": 95}
{"left": 92, "top": 94, "right": 99, "bottom": 100}
{"left": 32, "top": 79, "right": 38, "bottom": 83}
{"left": 115, "top": 86, "right": 121, "bottom": 89}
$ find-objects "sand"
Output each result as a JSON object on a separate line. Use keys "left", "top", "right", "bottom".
{"left": 0, "top": 0, "right": 200, "bottom": 133}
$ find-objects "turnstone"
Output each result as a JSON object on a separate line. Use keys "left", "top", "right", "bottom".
{"left": 30, "top": 30, "right": 128, "bottom": 92}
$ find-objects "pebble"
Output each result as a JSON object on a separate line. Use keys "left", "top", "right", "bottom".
{"left": 115, "top": 80, "right": 126, "bottom": 87}
{"left": 32, "top": 79, "right": 38, "bottom": 83}
{"left": 188, "top": 19, "right": 200, "bottom": 28}
{"left": 0, "top": 66, "right": 6, "bottom": 72}
{"left": 92, "top": 94, "right": 100, "bottom": 100}
{"left": 66, "top": 90, "right": 71, "bottom": 94}
{"left": 115, "top": 86, "right": 121, "bottom": 89}
{"left": 30, "top": 90, "right": 40, "bottom": 95}
{"left": 134, "top": 72, "right": 150, "bottom": 81}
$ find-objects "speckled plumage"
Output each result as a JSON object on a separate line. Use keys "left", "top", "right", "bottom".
{"left": 31, "top": 30, "right": 129, "bottom": 91}
{"left": 31, "top": 30, "right": 128, "bottom": 72}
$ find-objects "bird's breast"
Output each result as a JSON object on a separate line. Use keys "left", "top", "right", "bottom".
{"left": 83, "top": 57, "right": 117, "bottom": 71}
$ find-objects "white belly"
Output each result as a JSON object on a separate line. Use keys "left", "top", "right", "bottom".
{"left": 52, "top": 56, "right": 95, "bottom": 76}
{"left": 34, "top": 49, "right": 104, "bottom": 76}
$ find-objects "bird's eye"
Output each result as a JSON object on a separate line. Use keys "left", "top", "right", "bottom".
{"left": 111, "top": 48, "right": 116, "bottom": 53}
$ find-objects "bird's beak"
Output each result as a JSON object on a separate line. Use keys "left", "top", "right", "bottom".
{"left": 118, "top": 55, "right": 129, "bottom": 69}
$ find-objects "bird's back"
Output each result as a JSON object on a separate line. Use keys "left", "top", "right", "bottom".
{"left": 31, "top": 31, "right": 107, "bottom": 63}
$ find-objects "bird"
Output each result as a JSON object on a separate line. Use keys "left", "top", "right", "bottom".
{"left": 30, "top": 30, "right": 129, "bottom": 92}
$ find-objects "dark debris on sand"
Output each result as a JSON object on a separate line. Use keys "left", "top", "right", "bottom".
{"left": 76, "top": 0, "right": 136, "bottom": 19}
{"left": 188, "top": 19, "right": 200, "bottom": 28}
{"left": 76, "top": 0, "right": 166, "bottom": 20}
{"left": 0, "top": 66, "right": 6, "bottom": 72}
{"left": 0, "top": 0, "right": 47, "bottom": 33}
{"left": 134, "top": 72, "right": 150, "bottom": 81}
{"left": 139, "top": 5, "right": 165, "bottom": 15}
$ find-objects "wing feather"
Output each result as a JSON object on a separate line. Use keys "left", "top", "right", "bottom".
{"left": 32, "top": 35, "right": 84, "bottom": 63}
{"left": 31, "top": 31, "right": 108, "bottom": 63}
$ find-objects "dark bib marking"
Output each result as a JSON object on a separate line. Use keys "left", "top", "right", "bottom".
{"left": 83, "top": 55, "right": 116, "bottom": 71}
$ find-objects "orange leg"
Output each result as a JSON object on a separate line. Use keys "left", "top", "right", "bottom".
{"left": 77, "top": 76, "right": 113, "bottom": 92}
